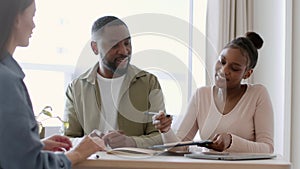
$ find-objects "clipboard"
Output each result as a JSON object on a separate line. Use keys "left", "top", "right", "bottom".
{"left": 184, "top": 152, "right": 277, "bottom": 161}
{"left": 149, "top": 140, "right": 213, "bottom": 150}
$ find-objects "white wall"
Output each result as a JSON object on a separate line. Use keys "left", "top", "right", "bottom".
{"left": 252, "top": 0, "right": 286, "bottom": 157}
{"left": 253, "top": 1, "right": 300, "bottom": 168}
{"left": 291, "top": 0, "right": 300, "bottom": 168}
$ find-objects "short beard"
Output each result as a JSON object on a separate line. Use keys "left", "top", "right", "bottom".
{"left": 101, "top": 56, "right": 131, "bottom": 77}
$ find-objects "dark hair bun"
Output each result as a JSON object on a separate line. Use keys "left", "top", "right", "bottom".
{"left": 245, "top": 32, "right": 264, "bottom": 49}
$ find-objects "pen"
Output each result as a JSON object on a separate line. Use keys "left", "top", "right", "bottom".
{"left": 144, "top": 112, "right": 171, "bottom": 117}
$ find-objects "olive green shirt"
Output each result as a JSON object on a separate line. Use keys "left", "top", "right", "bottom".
{"left": 64, "top": 63, "right": 165, "bottom": 148}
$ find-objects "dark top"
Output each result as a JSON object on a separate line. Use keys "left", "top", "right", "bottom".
{"left": 0, "top": 52, "right": 71, "bottom": 169}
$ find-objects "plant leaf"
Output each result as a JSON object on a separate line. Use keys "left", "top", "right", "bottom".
{"left": 43, "top": 106, "right": 52, "bottom": 111}
{"left": 63, "top": 122, "right": 69, "bottom": 129}
{"left": 42, "top": 110, "right": 53, "bottom": 117}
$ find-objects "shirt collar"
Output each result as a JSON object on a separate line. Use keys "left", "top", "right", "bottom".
{"left": 82, "top": 62, "right": 146, "bottom": 85}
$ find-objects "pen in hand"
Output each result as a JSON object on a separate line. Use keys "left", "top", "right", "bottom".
{"left": 146, "top": 111, "right": 172, "bottom": 133}
{"left": 144, "top": 111, "right": 171, "bottom": 117}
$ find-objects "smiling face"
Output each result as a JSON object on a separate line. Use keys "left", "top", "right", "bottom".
{"left": 93, "top": 24, "right": 132, "bottom": 77}
{"left": 214, "top": 48, "right": 251, "bottom": 89}
{"left": 13, "top": 1, "right": 36, "bottom": 47}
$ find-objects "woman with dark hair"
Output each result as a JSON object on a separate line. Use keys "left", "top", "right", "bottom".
{"left": 0, "top": 0, "right": 105, "bottom": 168}
{"left": 154, "top": 32, "right": 274, "bottom": 153}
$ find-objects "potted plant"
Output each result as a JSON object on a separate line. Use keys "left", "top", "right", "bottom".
{"left": 36, "top": 106, "right": 69, "bottom": 138}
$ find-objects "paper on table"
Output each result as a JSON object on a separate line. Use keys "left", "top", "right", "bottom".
{"left": 106, "top": 147, "right": 162, "bottom": 156}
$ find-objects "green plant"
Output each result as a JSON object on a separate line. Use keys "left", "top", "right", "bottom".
{"left": 36, "top": 106, "right": 69, "bottom": 135}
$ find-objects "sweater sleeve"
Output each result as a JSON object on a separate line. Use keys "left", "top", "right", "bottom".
{"left": 175, "top": 88, "right": 202, "bottom": 142}
{"left": 160, "top": 88, "right": 203, "bottom": 151}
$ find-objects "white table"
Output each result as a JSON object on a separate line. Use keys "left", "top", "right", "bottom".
{"left": 73, "top": 152, "right": 291, "bottom": 169}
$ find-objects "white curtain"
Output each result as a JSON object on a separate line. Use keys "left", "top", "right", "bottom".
{"left": 205, "top": 0, "right": 253, "bottom": 85}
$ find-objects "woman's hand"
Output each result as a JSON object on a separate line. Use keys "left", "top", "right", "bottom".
{"left": 152, "top": 111, "right": 173, "bottom": 133}
{"left": 65, "top": 135, "right": 106, "bottom": 166}
{"left": 208, "top": 133, "right": 232, "bottom": 152}
{"left": 41, "top": 135, "right": 72, "bottom": 152}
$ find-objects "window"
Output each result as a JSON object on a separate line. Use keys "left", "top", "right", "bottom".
{"left": 15, "top": 0, "right": 207, "bottom": 127}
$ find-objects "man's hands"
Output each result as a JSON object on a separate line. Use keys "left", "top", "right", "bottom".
{"left": 41, "top": 135, "right": 72, "bottom": 151}
{"left": 152, "top": 111, "right": 172, "bottom": 133}
{"left": 90, "top": 129, "right": 136, "bottom": 148}
{"left": 102, "top": 131, "right": 136, "bottom": 148}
